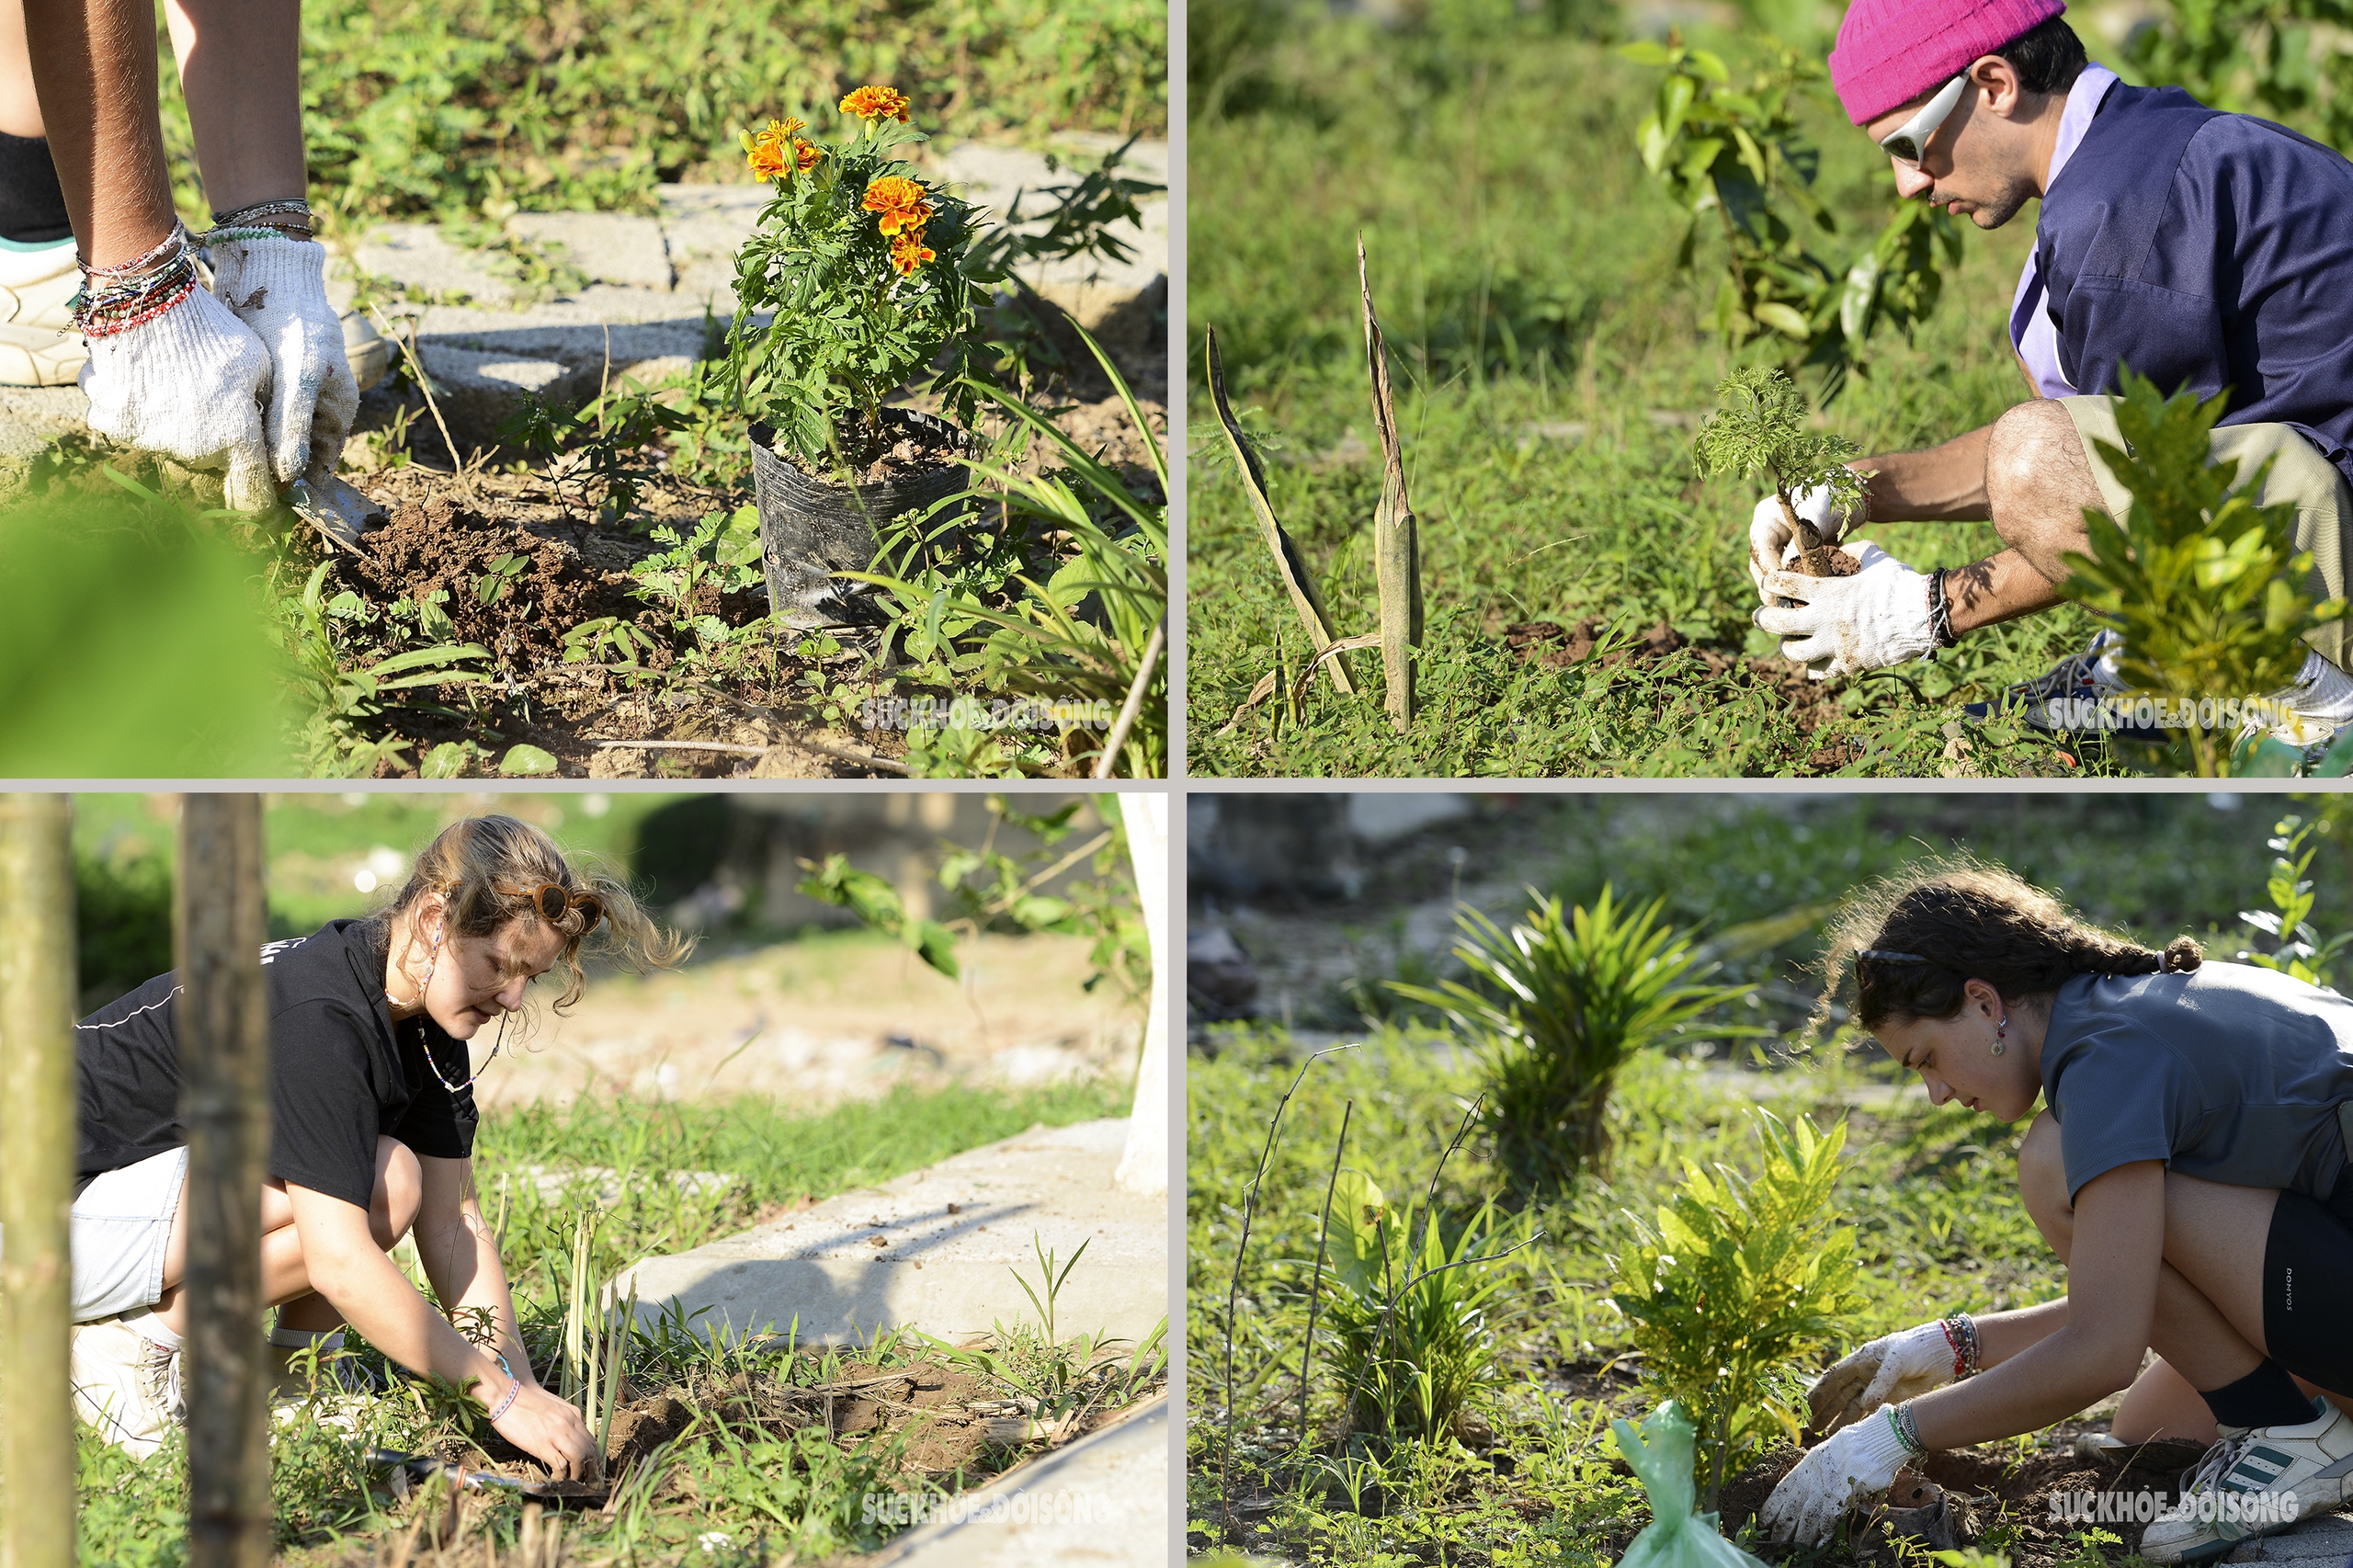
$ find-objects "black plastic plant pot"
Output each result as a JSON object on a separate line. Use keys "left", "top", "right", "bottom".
{"left": 746, "top": 408, "right": 971, "bottom": 629}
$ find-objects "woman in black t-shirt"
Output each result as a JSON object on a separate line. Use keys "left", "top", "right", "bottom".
{"left": 68, "top": 814, "right": 688, "bottom": 1476}
{"left": 1761, "top": 859, "right": 2353, "bottom": 1564}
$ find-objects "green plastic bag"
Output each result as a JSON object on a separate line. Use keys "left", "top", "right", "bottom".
{"left": 1612, "top": 1402, "right": 1772, "bottom": 1568}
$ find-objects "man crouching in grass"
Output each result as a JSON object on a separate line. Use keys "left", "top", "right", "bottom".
{"left": 1745, "top": 0, "right": 2353, "bottom": 746}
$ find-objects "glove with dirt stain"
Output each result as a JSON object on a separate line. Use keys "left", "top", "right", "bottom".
{"left": 1762, "top": 1404, "right": 1914, "bottom": 1546}
{"left": 205, "top": 231, "right": 360, "bottom": 488}
{"left": 1755, "top": 542, "right": 1935, "bottom": 679}
{"left": 1808, "top": 1321, "right": 1959, "bottom": 1436}
{"left": 80, "top": 280, "right": 276, "bottom": 511}
{"left": 1748, "top": 483, "right": 1864, "bottom": 600}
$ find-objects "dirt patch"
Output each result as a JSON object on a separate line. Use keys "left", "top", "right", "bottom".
{"left": 1718, "top": 1432, "right": 2215, "bottom": 1568}
{"left": 1503, "top": 618, "right": 1847, "bottom": 743}
{"left": 350, "top": 493, "right": 722, "bottom": 675}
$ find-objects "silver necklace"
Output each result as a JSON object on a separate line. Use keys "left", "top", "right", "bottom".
{"left": 414, "top": 1009, "right": 506, "bottom": 1096}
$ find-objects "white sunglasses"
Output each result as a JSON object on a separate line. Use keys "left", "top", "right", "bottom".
{"left": 1879, "top": 73, "right": 1970, "bottom": 166}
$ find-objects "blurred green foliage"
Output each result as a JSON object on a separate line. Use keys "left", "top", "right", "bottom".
{"left": 0, "top": 486, "right": 293, "bottom": 778}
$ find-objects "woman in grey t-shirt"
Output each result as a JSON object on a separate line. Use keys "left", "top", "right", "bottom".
{"left": 1760, "top": 858, "right": 2353, "bottom": 1564}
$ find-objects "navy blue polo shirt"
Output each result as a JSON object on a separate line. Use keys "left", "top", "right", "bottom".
{"left": 2029, "top": 83, "right": 2353, "bottom": 489}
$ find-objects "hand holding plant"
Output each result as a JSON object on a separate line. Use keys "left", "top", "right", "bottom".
{"left": 726, "top": 87, "right": 992, "bottom": 470}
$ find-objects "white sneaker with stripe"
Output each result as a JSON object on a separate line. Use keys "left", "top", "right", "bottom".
{"left": 2140, "top": 1398, "right": 2353, "bottom": 1565}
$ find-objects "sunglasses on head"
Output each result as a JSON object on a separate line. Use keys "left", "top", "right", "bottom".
{"left": 496, "top": 881, "right": 605, "bottom": 932}
{"left": 1879, "top": 73, "right": 1970, "bottom": 167}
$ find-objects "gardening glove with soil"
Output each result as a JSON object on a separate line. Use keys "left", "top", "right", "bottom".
{"left": 1762, "top": 1404, "right": 1913, "bottom": 1545}
{"left": 79, "top": 282, "right": 276, "bottom": 511}
{"left": 1747, "top": 482, "right": 1864, "bottom": 599}
{"left": 1808, "top": 1323, "right": 1959, "bottom": 1436}
{"left": 1755, "top": 542, "right": 1935, "bottom": 680}
{"left": 204, "top": 232, "right": 359, "bottom": 489}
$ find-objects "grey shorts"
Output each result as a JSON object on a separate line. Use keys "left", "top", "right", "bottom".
{"left": 2062, "top": 396, "right": 2353, "bottom": 673}
{"left": 70, "top": 1146, "right": 186, "bottom": 1322}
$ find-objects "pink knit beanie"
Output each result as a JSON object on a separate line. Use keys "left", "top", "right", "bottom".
{"left": 1829, "top": 0, "right": 2065, "bottom": 124}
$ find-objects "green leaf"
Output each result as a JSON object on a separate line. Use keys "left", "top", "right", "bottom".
{"left": 421, "top": 742, "right": 472, "bottom": 778}
{"left": 498, "top": 744, "right": 559, "bottom": 776}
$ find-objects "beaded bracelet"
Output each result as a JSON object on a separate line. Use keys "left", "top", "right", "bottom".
{"left": 485, "top": 1353, "right": 522, "bottom": 1422}
{"left": 71, "top": 222, "right": 199, "bottom": 338}
{"left": 1887, "top": 1400, "right": 1927, "bottom": 1459}
{"left": 1938, "top": 1311, "right": 1981, "bottom": 1379}
{"left": 210, "top": 197, "right": 313, "bottom": 228}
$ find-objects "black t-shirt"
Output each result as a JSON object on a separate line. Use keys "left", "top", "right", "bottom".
{"left": 74, "top": 919, "right": 479, "bottom": 1210}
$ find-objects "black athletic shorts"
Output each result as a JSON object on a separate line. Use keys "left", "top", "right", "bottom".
{"left": 2263, "top": 1165, "right": 2353, "bottom": 1397}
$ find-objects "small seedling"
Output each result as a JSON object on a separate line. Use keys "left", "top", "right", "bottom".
{"left": 1009, "top": 1233, "right": 1089, "bottom": 1347}
{"left": 1693, "top": 367, "right": 1867, "bottom": 579}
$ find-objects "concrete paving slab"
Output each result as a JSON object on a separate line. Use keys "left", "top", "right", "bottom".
{"left": 0, "top": 385, "right": 85, "bottom": 460}
{"left": 615, "top": 1117, "right": 1166, "bottom": 1350}
{"left": 2223, "top": 1512, "right": 2353, "bottom": 1564}
{"left": 507, "top": 211, "right": 674, "bottom": 290}
{"left": 0, "top": 141, "right": 1165, "bottom": 460}
{"left": 867, "top": 1399, "right": 1166, "bottom": 1568}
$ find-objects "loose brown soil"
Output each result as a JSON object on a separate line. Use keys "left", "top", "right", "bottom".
{"left": 1793, "top": 546, "right": 1862, "bottom": 578}
{"left": 766, "top": 408, "right": 966, "bottom": 486}
{"left": 1715, "top": 1431, "right": 2215, "bottom": 1568}
{"left": 284, "top": 1350, "right": 1165, "bottom": 1567}
{"left": 301, "top": 360, "right": 1164, "bottom": 779}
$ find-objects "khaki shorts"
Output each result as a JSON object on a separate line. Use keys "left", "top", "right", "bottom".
{"left": 2062, "top": 395, "right": 2353, "bottom": 673}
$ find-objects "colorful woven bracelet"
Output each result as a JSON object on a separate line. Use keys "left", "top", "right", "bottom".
{"left": 1888, "top": 1400, "right": 1927, "bottom": 1458}
{"left": 1939, "top": 1311, "right": 1980, "bottom": 1378}
{"left": 210, "top": 197, "right": 313, "bottom": 227}
{"left": 74, "top": 260, "right": 198, "bottom": 339}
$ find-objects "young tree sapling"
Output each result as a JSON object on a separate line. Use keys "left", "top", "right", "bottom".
{"left": 1693, "top": 367, "right": 1868, "bottom": 580}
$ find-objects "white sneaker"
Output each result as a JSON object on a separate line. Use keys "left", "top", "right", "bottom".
{"left": 0, "top": 231, "right": 391, "bottom": 394}
{"left": 2139, "top": 1398, "right": 2353, "bottom": 1564}
{"left": 70, "top": 1316, "right": 186, "bottom": 1460}
{"left": 0, "top": 233, "right": 85, "bottom": 387}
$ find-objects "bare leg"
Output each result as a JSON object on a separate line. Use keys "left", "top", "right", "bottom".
{"left": 19, "top": 0, "right": 177, "bottom": 266}
{"left": 1984, "top": 398, "right": 2107, "bottom": 585}
{"left": 2020, "top": 1112, "right": 2353, "bottom": 1437}
{"left": 150, "top": 1135, "right": 423, "bottom": 1337}
{"left": 0, "top": 1, "right": 44, "bottom": 139}
{"left": 160, "top": 0, "right": 303, "bottom": 216}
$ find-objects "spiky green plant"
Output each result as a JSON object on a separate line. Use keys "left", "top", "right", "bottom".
{"left": 1693, "top": 367, "right": 1868, "bottom": 577}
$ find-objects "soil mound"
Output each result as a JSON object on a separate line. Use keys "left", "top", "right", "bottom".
{"left": 1719, "top": 1434, "right": 2214, "bottom": 1568}
{"left": 350, "top": 494, "right": 668, "bottom": 673}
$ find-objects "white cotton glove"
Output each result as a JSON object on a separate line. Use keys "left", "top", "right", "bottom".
{"left": 1806, "top": 1322, "right": 1958, "bottom": 1436}
{"left": 205, "top": 233, "right": 359, "bottom": 487}
{"left": 79, "top": 282, "right": 276, "bottom": 512}
{"left": 1762, "top": 1404, "right": 1914, "bottom": 1545}
{"left": 1748, "top": 483, "right": 1864, "bottom": 598}
{"left": 1755, "top": 541, "right": 1936, "bottom": 679}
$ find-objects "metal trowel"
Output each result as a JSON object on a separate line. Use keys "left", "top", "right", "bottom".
{"left": 285, "top": 471, "right": 388, "bottom": 550}
{"left": 364, "top": 1447, "right": 609, "bottom": 1508}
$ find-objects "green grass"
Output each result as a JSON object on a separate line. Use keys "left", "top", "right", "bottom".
{"left": 72, "top": 1075, "right": 1139, "bottom": 1566}
{"left": 1185, "top": 13, "right": 2126, "bottom": 777}
{"left": 1187, "top": 792, "right": 2350, "bottom": 1562}
{"left": 153, "top": 0, "right": 1165, "bottom": 228}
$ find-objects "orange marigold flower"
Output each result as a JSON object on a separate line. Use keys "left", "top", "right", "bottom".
{"left": 792, "top": 136, "right": 824, "bottom": 173}
{"left": 839, "top": 85, "right": 911, "bottom": 122}
{"left": 889, "top": 233, "right": 937, "bottom": 276}
{"left": 861, "top": 175, "right": 934, "bottom": 236}
{"left": 743, "top": 119, "right": 804, "bottom": 182}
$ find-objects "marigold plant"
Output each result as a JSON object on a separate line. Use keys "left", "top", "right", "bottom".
{"left": 725, "top": 85, "right": 994, "bottom": 467}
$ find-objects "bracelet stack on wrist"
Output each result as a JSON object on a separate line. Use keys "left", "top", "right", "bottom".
{"left": 71, "top": 221, "right": 200, "bottom": 338}
{"left": 1886, "top": 1400, "right": 1928, "bottom": 1459}
{"left": 1938, "top": 1311, "right": 1981, "bottom": 1379}
{"left": 205, "top": 198, "right": 316, "bottom": 245}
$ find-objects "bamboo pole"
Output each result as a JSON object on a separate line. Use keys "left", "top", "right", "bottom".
{"left": 0, "top": 794, "right": 78, "bottom": 1568}
{"left": 178, "top": 794, "right": 272, "bottom": 1568}
{"left": 1359, "top": 237, "right": 1421, "bottom": 732}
